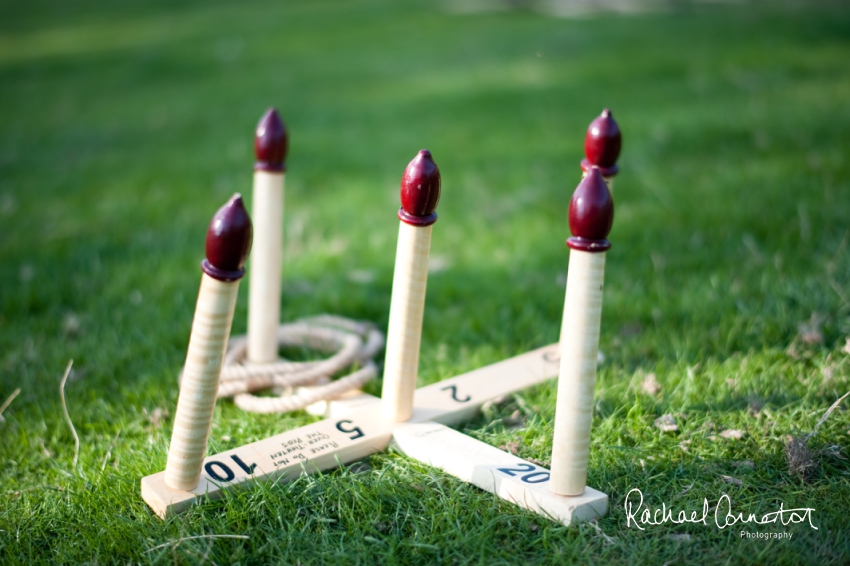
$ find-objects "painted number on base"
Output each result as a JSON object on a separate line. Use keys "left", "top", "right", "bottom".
{"left": 441, "top": 384, "right": 471, "bottom": 403}
{"left": 335, "top": 420, "right": 365, "bottom": 440}
{"left": 497, "top": 463, "right": 550, "bottom": 484}
{"left": 231, "top": 454, "right": 257, "bottom": 474}
{"left": 204, "top": 461, "right": 235, "bottom": 482}
{"left": 204, "top": 454, "right": 257, "bottom": 482}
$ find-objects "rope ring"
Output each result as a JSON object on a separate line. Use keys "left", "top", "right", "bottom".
{"left": 181, "top": 315, "right": 385, "bottom": 414}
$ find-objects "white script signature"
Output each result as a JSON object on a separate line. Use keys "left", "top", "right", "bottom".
{"left": 624, "top": 488, "right": 817, "bottom": 530}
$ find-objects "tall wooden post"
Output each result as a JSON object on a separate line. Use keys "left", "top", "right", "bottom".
{"left": 381, "top": 150, "right": 441, "bottom": 422}
{"left": 247, "top": 109, "right": 288, "bottom": 364}
{"left": 580, "top": 109, "right": 621, "bottom": 190}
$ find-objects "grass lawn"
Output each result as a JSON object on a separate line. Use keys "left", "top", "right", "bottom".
{"left": 2, "top": 0, "right": 850, "bottom": 563}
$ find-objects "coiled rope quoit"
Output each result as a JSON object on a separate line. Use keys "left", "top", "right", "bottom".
{"left": 185, "top": 315, "right": 384, "bottom": 414}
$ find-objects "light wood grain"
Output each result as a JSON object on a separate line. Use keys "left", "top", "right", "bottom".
{"left": 381, "top": 222, "right": 433, "bottom": 422}
{"left": 165, "top": 274, "right": 241, "bottom": 491}
{"left": 143, "top": 343, "right": 561, "bottom": 517}
{"left": 393, "top": 422, "right": 607, "bottom": 526}
{"left": 305, "top": 390, "right": 379, "bottom": 418}
{"left": 247, "top": 170, "right": 284, "bottom": 364}
{"left": 147, "top": 410, "right": 390, "bottom": 518}
{"left": 550, "top": 250, "right": 606, "bottom": 496}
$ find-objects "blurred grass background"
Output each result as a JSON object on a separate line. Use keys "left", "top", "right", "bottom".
{"left": 1, "top": 0, "right": 849, "bottom": 563}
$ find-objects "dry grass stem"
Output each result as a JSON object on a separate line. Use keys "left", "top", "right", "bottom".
{"left": 100, "top": 430, "right": 120, "bottom": 473}
{"left": 807, "top": 390, "right": 850, "bottom": 440}
{"left": 145, "top": 535, "right": 250, "bottom": 553}
{"left": 0, "top": 387, "right": 21, "bottom": 422}
{"left": 59, "top": 360, "right": 79, "bottom": 469}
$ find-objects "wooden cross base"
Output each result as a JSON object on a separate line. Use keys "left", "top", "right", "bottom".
{"left": 393, "top": 422, "right": 607, "bottom": 525}
{"left": 141, "top": 344, "right": 608, "bottom": 526}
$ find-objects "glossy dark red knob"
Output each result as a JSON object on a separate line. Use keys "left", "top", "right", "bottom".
{"left": 202, "top": 194, "right": 253, "bottom": 281}
{"left": 254, "top": 108, "right": 288, "bottom": 172}
{"left": 398, "top": 149, "right": 440, "bottom": 226}
{"left": 581, "top": 108, "right": 621, "bottom": 177}
{"left": 567, "top": 167, "right": 613, "bottom": 252}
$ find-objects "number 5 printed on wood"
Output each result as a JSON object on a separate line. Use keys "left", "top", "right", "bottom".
{"left": 335, "top": 420, "right": 365, "bottom": 440}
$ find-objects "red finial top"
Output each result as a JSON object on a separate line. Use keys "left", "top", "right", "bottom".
{"left": 254, "top": 108, "right": 288, "bottom": 172}
{"left": 567, "top": 167, "right": 613, "bottom": 252}
{"left": 398, "top": 149, "right": 441, "bottom": 226}
{"left": 202, "top": 194, "right": 253, "bottom": 281}
{"left": 581, "top": 108, "right": 621, "bottom": 177}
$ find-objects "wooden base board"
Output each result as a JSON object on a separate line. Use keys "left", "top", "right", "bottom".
{"left": 305, "top": 389, "right": 379, "bottom": 418}
{"left": 143, "top": 343, "right": 564, "bottom": 518}
{"left": 308, "top": 394, "right": 607, "bottom": 525}
{"left": 392, "top": 422, "right": 607, "bottom": 526}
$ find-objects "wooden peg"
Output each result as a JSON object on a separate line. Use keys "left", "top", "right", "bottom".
{"left": 550, "top": 168, "right": 613, "bottom": 497}
{"left": 247, "top": 109, "right": 288, "bottom": 364}
{"left": 580, "top": 109, "right": 621, "bottom": 190}
{"left": 164, "top": 195, "right": 253, "bottom": 491}
{"left": 381, "top": 150, "right": 441, "bottom": 422}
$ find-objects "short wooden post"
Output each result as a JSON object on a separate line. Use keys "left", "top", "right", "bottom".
{"left": 165, "top": 195, "right": 253, "bottom": 491}
{"left": 550, "top": 167, "right": 613, "bottom": 497}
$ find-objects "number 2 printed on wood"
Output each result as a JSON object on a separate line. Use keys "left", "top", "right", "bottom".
{"left": 441, "top": 384, "right": 471, "bottom": 403}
